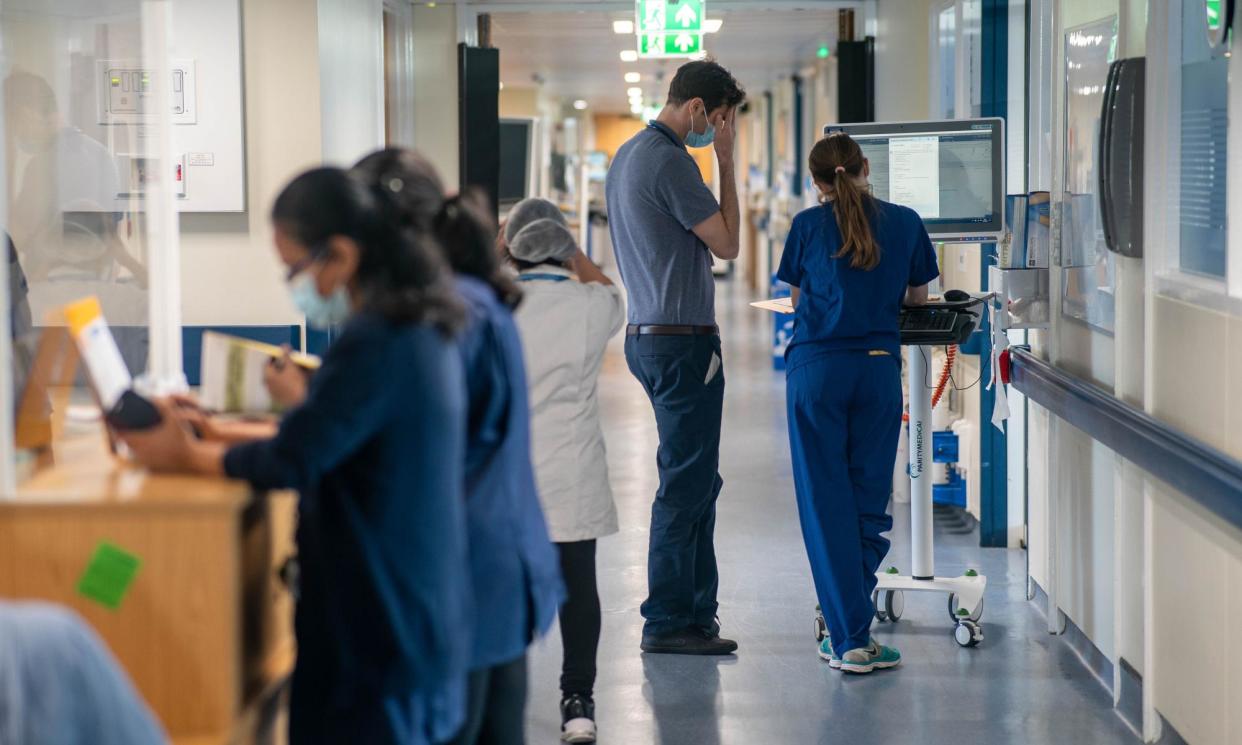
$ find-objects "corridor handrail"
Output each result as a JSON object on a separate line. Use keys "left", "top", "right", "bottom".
{"left": 1008, "top": 347, "right": 1242, "bottom": 531}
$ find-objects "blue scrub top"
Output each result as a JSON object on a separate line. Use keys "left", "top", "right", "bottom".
{"left": 454, "top": 276, "right": 564, "bottom": 670}
{"left": 224, "top": 313, "right": 472, "bottom": 711}
{"left": 778, "top": 199, "right": 940, "bottom": 367}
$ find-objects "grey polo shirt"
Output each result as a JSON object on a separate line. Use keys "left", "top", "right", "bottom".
{"left": 605, "top": 121, "right": 720, "bottom": 325}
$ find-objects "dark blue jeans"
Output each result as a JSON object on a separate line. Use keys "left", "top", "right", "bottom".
{"left": 624, "top": 333, "right": 725, "bottom": 636}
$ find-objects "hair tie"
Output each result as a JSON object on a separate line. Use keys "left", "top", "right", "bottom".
{"left": 835, "top": 166, "right": 846, "bottom": 174}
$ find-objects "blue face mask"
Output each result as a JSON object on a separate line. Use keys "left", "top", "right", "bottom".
{"left": 684, "top": 107, "right": 716, "bottom": 148}
{"left": 289, "top": 271, "right": 351, "bottom": 329}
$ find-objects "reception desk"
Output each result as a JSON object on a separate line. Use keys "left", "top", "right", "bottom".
{"left": 0, "top": 424, "right": 296, "bottom": 744}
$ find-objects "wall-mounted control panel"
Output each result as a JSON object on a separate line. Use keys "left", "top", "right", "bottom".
{"left": 96, "top": 59, "right": 197, "bottom": 125}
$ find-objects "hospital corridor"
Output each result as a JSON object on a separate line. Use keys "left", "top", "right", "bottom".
{"left": 1, "top": 1, "right": 1241, "bottom": 744}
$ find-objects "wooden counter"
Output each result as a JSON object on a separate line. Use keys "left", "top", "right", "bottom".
{"left": 0, "top": 424, "right": 296, "bottom": 744}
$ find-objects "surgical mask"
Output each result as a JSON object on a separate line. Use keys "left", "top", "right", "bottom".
{"left": 289, "top": 271, "right": 351, "bottom": 329}
{"left": 685, "top": 108, "right": 716, "bottom": 148}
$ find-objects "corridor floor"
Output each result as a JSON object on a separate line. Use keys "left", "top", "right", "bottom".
{"left": 523, "top": 279, "right": 1139, "bottom": 745}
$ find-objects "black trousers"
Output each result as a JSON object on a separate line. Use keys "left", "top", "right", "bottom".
{"left": 557, "top": 539, "right": 601, "bottom": 699}
{"left": 441, "top": 654, "right": 527, "bottom": 745}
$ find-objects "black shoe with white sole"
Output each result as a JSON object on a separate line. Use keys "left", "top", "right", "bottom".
{"left": 560, "top": 694, "right": 596, "bottom": 743}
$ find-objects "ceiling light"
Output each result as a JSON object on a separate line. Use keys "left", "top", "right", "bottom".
{"left": 704, "top": 19, "right": 723, "bottom": 33}
{"left": 626, "top": 86, "right": 643, "bottom": 97}
{"left": 631, "top": 103, "right": 644, "bottom": 115}
{"left": 613, "top": 19, "right": 634, "bottom": 34}
{"left": 573, "top": 99, "right": 589, "bottom": 110}
{"left": 620, "top": 50, "right": 639, "bottom": 62}
{"left": 624, "top": 72, "right": 641, "bottom": 83}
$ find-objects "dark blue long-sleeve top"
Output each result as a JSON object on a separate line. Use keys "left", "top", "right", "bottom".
{"left": 454, "top": 276, "right": 564, "bottom": 669}
{"left": 223, "top": 313, "right": 472, "bottom": 709}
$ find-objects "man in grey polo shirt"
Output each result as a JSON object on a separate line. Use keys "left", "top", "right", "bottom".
{"left": 606, "top": 60, "right": 744, "bottom": 655}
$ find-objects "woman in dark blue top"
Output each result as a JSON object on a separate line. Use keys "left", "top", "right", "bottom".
{"left": 352, "top": 149, "right": 563, "bottom": 745}
{"left": 778, "top": 133, "right": 939, "bottom": 675}
{"left": 121, "top": 167, "right": 473, "bottom": 744}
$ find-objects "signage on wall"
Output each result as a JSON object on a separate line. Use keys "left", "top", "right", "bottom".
{"left": 1207, "top": 0, "right": 1233, "bottom": 48}
{"left": 635, "top": 0, "right": 705, "bottom": 59}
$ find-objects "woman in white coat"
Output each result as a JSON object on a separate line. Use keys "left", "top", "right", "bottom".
{"left": 504, "top": 198, "right": 624, "bottom": 744}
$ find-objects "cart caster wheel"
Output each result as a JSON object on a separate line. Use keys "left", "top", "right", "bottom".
{"left": 955, "top": 620, "right": 982, "bottom": 647}
{"left": 872, "top": 591, "right": 890, "bottom": 622}
{"left": 814, "top": 609, "right": 827, "bottom": 642}
{"left": 884, "top": 590, "right": 904, "bottom": 622}
{"left": 948, "top": 593, "right": 983, "bottom": 622}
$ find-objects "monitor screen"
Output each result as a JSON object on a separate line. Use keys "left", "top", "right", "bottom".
{"left": 823, "top": 118, "right": 1005, "bottom": 240}
{"left": 499, "top": 119, "right": 533, "bottom": 208}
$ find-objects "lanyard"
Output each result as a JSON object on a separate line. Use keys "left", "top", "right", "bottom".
{"left": 517, "top": 273, "right": 571, "bottom": 283}
{"left": 647, "top": 120, "right": 685, "bottom": 149}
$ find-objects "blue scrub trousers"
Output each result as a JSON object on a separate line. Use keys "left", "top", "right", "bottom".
{"left": 625, "top": 333, "right": 725, "bottom": 636}
{"left": 786, "top": 350, "right": 902, "bottom": 658}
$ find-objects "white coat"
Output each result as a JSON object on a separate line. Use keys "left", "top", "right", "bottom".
{"left": 513, "top": 266, "right": 625, "bottom": 543}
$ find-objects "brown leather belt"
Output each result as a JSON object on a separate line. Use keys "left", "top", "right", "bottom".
{"left": 626, "top": 324, "right": 719, "bottom": 336}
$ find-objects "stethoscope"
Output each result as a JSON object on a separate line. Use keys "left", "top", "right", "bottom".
{"left": 517, "top": 273, "right": 570, "bottom": 283}
{"left": 647, "top": 120, "right": 685, "bottom": 149}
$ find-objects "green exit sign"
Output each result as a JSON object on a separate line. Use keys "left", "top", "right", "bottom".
{"left": 635, "top": 0, "right": 705, "bottom": 59}
{"left": 638, "top": 31, "right": 703, "bottom": 58}
{"left": 637, "top": 0, "right": 704, "bottom": 34}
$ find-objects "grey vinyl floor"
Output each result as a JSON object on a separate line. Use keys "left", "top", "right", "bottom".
{"left": 522, "top": 279, "right": 1139, "bottom": 745}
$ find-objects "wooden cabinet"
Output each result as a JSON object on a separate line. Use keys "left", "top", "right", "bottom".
{"left": 0, "top": 427, "right": 296, "bottom": 744}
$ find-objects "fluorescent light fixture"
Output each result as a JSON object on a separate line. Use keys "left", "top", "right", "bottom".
{"left": 620, "top": 50, "right": 639, "bottom": 62}
{"left": 624, "top": 72, "right": 641, "bottom": 83}
{"left": 613, "top": 19, "right": 634, "bottom": 34}
{"left": 704, "top": 18, "right": 723, "bottom": 33}
{"left": 626, "top": 86, "right": 643, "bottom": 97}
{"left": 573, "top": 99, "right": 589, "bottom": 110}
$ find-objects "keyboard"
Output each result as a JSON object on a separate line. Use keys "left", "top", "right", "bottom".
{"left": 899, "top": 304, "right": 980, "bottom": 346}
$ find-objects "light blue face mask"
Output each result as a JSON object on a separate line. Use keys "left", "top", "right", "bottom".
{"left": 684, "top": 107, "right": 716, "bottom": 148}
{"left": 289, "top": 271, "right": 351, "bottom": 329}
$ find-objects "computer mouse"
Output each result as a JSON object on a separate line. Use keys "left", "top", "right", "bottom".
{"left": 944, "top": 289, "right": 971, "bottom": 302}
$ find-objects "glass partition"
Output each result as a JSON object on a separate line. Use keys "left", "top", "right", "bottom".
{"left": 1060, "top": 15, "right": 1118, "bottom": 333}
{"left": 2, "top": 0, "right": 176, "bottom": 492}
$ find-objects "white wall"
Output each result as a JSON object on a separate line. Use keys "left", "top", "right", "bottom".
{"left": 875, "top": 0, "right": 933, "bottom": 122}
{"left": 179, "top": 0, "right": 325, "bottom": 327}
{"left": 317, "top": 0, "right": 384, "bottom": 166}
{"left": 412, "top": 4, "right": 460, "bottom": 188}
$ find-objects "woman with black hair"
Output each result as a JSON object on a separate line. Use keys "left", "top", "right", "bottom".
{"left": 351, "top": 149, "right": 563, "bottom": 745}
{"left": 120, "top": 167, "right": 474, "bottom": 745}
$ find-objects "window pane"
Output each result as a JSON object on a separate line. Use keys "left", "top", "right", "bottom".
{"left": 1179, "top": 0, "right": 1229, "bottom": 278}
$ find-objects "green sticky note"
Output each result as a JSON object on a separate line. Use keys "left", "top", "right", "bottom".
{"left": 77, "top": 542, "right": 142, "bottom": 610}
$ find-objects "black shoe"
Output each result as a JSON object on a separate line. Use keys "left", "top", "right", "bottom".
{"left": 560, "top": 694, "right": 596, "bottom": 743}
{"left": 640, "top": 626, "right": 738, "bottom": 655}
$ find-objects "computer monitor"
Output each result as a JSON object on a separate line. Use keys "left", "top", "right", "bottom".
{"left": 499, "top": 117, "right": 538, "bottom": 209}
{"left": 823, "top": 118, "right": 1005, "bottom": 241}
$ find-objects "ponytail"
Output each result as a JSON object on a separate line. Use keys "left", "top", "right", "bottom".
{"left": 433, "top": 190, "right": 523, "bottom": 309}
{"left": 351, "top": 148, "right": 523, "bottom": 309}
{"left": 808, "top": 133, "right": 880, "bottom": 271}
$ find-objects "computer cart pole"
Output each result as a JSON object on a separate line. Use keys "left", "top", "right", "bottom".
{"left": 908, "top": 345, "right": 935, "bottom": 580}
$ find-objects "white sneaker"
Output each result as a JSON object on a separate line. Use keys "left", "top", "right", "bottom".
{"left": 560, "top": 694, "right": 597, "bottom": 743}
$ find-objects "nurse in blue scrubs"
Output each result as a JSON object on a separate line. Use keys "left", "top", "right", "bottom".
{"left": 352, "top": 149, "right": 563, "bottom": 745}
{"left": 121, "top": 167, "right": 472, "bottom": 744}
{"left": 779, "top": 133, "right": 939, "bottom": 674}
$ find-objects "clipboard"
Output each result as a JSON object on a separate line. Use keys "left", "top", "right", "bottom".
{"left": 749, "top": 297, "right": 795, "bottom": 315}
